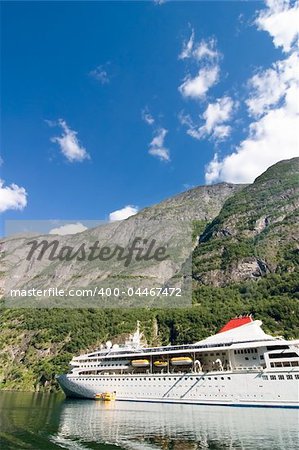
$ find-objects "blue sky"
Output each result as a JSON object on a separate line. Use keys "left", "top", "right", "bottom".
{"left": 1, "top": 1, "right": 298, "bottom": 234}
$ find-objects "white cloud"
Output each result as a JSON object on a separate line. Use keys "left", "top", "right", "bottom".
{"left": 142, "top": 111, "right": 169, "bottom": 161}
{"left": 0, "top": 179, "right": 27, "bottom": 213}
{"left": 51, "top": 119, "right": 90, "bottom": 163}
{"left": 256, "top": 0, "right": 299, "bottom": 52}
{"left": 205, "top": 106, "right": 299, "bottom": 183}
{"left": 179, "top": 30, "right": 195, "bottom": 60}
{"left": 205, "top": 154, "right": 222, "bottom": 185}
{"left": 246, "top": 52, "right": 299, "bottom": 116}
{"left": 179, "top": 66, "right": 219, "bottom": 100}
{"left": 205, "top": 0, "right": 299, "bottom": 184}
{"left": 193, "top": 39, "right": 219, "bottom": 61}
{"left": 89, "top": 65, "right": 110, "bottom": 84}
{"left": 148, "top": 128, "right": 170, "bottom": 162}
{"left": 142, "top": 108, "right": 155, "bottom": 125}
{"left": 181, "top": 96, "right": 235, "bottom": 141}
{"left": 179, "top": 30, "right": 220, "bottom": 61}
{"left": 109, "top": 205, "right": 139, "bottom": 222}
{"left": 49, "top": 222, "right": 88, "bottom": 235}
{"left": 203, "top": 97, "right": 234, "bottom": 133}
{"left": 179, "top": 30, "right": 220, "bottom": 101}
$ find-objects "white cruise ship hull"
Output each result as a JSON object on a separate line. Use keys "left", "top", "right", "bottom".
{"left": 57, "top": 370, "right": 299, "bottom": 408}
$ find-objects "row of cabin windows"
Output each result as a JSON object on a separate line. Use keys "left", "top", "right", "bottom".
{"left": 81, "top": 363, "right": 124, "bottom": 367}
{"left": 262, "top": 374, "right": 298, "bottom": 380}
{"left": 75, "top": 374, "right": 298, "bottom": 382}
{"left": 270, "top": 361, "right": 299, "bottom": 368}
{"left": 234, "top": 349, "right": 258, "bottom": 355}
{"left": 75, "top": 375, "right": 232, "bottom": 381}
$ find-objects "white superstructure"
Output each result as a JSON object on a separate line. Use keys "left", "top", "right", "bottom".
{"left": 57, "top": 317, "right": 299, "bottom": 408}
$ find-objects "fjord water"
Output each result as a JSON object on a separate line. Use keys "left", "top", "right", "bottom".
{"left": 0, "top": 392, "right": 298, "bottom": 450}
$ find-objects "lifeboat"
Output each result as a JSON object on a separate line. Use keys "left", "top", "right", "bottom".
{"left": 131, "top": 359, "right": 150, "bottom": 368}
{"left": 154, "top": 360, "right": 168, "bottom": 368}
{"left": 95, "top": 392, "right": 116, "bottom": 401}
{"left": 170, "top": 357, "right": 193, "bottom": 366}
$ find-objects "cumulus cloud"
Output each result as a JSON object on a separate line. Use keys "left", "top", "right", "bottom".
{"left": 109, "top": 205, "right": 139, "bottom": 222}
{"left": 193, "top": 39, "right": 219, "bottom": 61}
{"left": 50, "top": 119, "right": 90, "bottom": 163}
{"left": 0, "top": 179, "right": 27, "bottom": 213}
{"left": 205, "top": 0, "right": 299, "bottom": 184}
{"left": 246, "top": 52, "right": 298, "bottom": 117}
{"left": 256, "top": 0, "right": 299, "bottom": 52}
{"left": 180, "top": 96, "right": 235, "bottom": 141}
{"left": 179, "top": 30, "right": 219, "bottom": 61}
{"left": 89, "top": 65, "right": 110, "bottom": 84}
{"left": 179, "top": 30, "right": 220, "bottom": 101}
{"left": 205, "top": 100, "right": 299, "bottom": 183}
{"left": 148, "top": 128, "right": 170, "bottom": 162}
{"left": 205, "top": 154, "right": 222, "bottom": 185}
{"left": 179, "top": 66, "right": 219, "bottom": 100}
{"left": 49, "top": 222, "right": 88, "bottom": 235}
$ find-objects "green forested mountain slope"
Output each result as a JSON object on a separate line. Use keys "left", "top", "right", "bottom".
{"left": 193, "top": 157, "right": 299, "bottom": 286}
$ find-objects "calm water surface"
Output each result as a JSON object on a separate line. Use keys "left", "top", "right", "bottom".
{"left": 0, "top": 391, "right": 298, "bottom": 450}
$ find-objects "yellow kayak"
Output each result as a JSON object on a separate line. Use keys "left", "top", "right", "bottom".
{"left": 95, "top": 392, "right": 116, "bottom": 401}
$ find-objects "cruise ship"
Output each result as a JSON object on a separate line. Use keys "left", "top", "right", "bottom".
{"left": 57, "top": 316, "right": 299, "bottom": 408}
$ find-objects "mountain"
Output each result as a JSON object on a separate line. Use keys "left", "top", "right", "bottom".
{"left": 136, "top": 182, "right": 246, "bottom": 221}
{"left": 193, "top": 157, "right": 299, "bottom": 286}
{"left": 0, "top": 182, "right": 245, "bottom": 306}
{"left": 0, "top": 158, "right": 298, "bottom": 391}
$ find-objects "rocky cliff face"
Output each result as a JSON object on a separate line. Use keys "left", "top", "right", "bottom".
{"left": 192, "top": 158, "right": 299, "bottom": 286}
{"left": 137, "top": 182, "right": 245, "bottom": 221}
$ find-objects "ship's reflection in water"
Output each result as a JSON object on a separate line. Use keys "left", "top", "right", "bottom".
{"left": 53, "top": 399, "right": 298, "bottom": 450}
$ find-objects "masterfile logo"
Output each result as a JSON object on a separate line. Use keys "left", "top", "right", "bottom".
{"left": 4, "top": 219, "right": 192, "bottom": 309}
